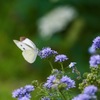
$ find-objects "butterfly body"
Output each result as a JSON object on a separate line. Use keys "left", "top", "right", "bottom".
{"left": 13, "top": 37, "right": 38, "bottom": 63}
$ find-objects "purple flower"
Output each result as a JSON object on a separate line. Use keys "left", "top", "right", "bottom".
{"left": 12, "top": 87, "right": 24, "bottom": 98}
{"left": 83, "top": 85, "right": 98, "bottom": 96}
{"left": 72, "top": 85, "right": 97, "bottom": 100}
{"left": 24, "top": 85, "right": 34, "bottom": 92}
{"left": 72, "top": 94, "right": 91, "bottom": 100}
{"left": 41, "top": 97, "right": 50, "bottom": 100}
{"left": 44, "top": 75, "right": 57, "bottom": 89}
{"left": 12, "top": 85, "right": 34, "bottom": 100}
{"left": 69, "top": 62, "right": 76, "bottom": 68}
{"left": 60, "top": 76, "right": 75, "bottom": 90}
{"left": 92, "top": 36, "right": 100, "bottom": 50}
{"left": 89, "top": 55, "right": 100, "bottom": 67}
{"left": 55, "top": 54, "right": 68, "bottom": 62}
{"left": 38, "top": 47, "right": 57, "bottom": 59}
{"left": 18, "top": 96, "right": 30, "bottom": 100}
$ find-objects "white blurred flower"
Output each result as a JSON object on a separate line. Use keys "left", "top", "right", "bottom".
{"left": 38, "top": 6, "right": 77, "bottom": 39}
{"left": 88, "top": 46, "right": 96, "bottom": 54}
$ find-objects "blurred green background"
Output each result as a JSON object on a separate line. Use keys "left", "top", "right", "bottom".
{"left": 0, "top": 0, "right": 100, "bottom": 99}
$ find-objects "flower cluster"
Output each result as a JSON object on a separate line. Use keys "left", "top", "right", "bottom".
{"left": 60, "top": 76, "right": 75, "bottom": 90}
{"left": 12, "top": 36, "right": 100, "bottom": 100}
{"left": 89, "top": 36, "right": 100, "bottom": 68}
{"left": 38, "top": 47, "right": 57, "bottom": 59}
{"left": 72, "top": 85, "right": 97, "bottom": 100}
{"left": 89, "top": 55, "right": 100, "bottom": 67}
{"left": 12, "top": 85, "right": 34, "bottom": 100}
{"left": 44, "top": 75, "right": 75, "bottom": 90}
{"left": 92, "top": 36, "right": 100, "bottom": 50}
{"left": 55, "top": 54, "right": 68, "bottom": 62}
{"left": 83, "top": 85, "right": 97, "bottom": 96}
{"left": 38, "top": 47, "right": 68, "bottom": 63}
{"left": 44, "top": 75, "right": 57, "bottom": 89}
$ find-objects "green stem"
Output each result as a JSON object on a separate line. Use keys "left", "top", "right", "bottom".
{"left": 58, "top": 89, "right": 66, "bottom": 100}
{"left": 60, "top": 63, "right": 64, "bottom": 72}
{"left": 74, "top": 67, "right": 81, "bottom": 80}
{"left": 48, "top": 61, "right": 53, "bottom": 70}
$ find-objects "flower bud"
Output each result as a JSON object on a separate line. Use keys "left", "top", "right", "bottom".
{"left": 58, "top": 83, "right": 67, "bottom": 90}
{"left": 32, "top": 80, "right": 38, "bottom": 87}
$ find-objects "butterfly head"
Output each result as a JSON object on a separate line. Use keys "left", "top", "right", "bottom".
{"left": 20, "top": 37, "right": 26, "bottom": 42}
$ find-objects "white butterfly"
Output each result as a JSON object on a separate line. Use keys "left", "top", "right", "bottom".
{"left": 13, "top": 37, "right": 38, "bottom": 63}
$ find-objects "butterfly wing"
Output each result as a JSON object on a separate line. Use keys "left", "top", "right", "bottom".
{"left": 13, "top": 40, "right": 31, "bottom": 51}
{"left": 13, "top": 38, "right": 38, "bottom": 63}
{"left": 22, "top": 38, "right": 37, "bottom": 49}
{"left": 22, "top": 49, "right": 38, "bottom": 63}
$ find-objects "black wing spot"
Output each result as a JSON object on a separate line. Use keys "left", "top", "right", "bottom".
{"left": 20, "top": 44, "right": 25, "bottom": 50}
{"left": 23, "top": 48, "right": 25, "bottom": 50}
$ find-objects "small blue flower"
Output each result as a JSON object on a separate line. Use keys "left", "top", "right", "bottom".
{"left": 38, "top": 47, "right": 57, "bottom": 59}
{"left": 55, "top": 54, "right": 68, "bottom": 62}
{"left": 44, "top": 75, "right": 56, "bottom": 89}
{"left": 92, "top": 36, "right": 100, "bottom": 50}
{"left": 12, "top": 85, "right": 34, "bottom": 100}
{"left": 69, "top": 62, "right": 76, "bottom": 68}
{"left": 83, "top": 85, "right": 98, "bottom": 96}
{"left": 60, "top": 76, "right": 75, "bottom": 90}
{"left": 89, "top": 55, "right": 100, "bottom": 67}
{"left": 72, "top": 94, "right": 91, "bottom": 100}
{"left": 88, "top": 46, "right": 96, "bottom": 54}
{"left": 41, "top": 97, "right": 50, "bottom": 100}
